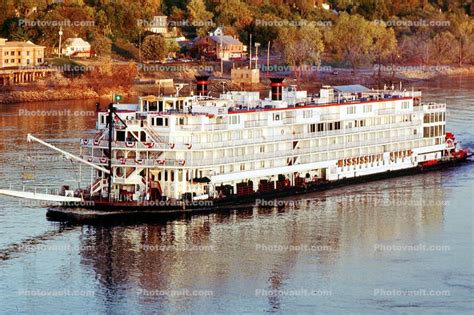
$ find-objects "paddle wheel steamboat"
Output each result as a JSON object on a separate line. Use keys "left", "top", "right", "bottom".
{"left": 0, "top": 76, "right": 470, "bottom": 222}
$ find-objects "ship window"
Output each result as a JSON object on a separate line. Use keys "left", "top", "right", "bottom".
{"left": 310, "top": 124, "right": 316, "bottom": 133}
{"left": 171, "top": 171, "right": 174, "bottom": 182}
{"left": 335, "top": 122, "right": 341, "bottom": 130}
{"left": 303, "top": 110, "right": 312, "bottom": 118}
{"left": 158, "top": 172, "right": 161, "bottom": 181}
{"left": 157, "top": 117, "right": 163, "bottom": 126}
{"left": 347, "top": 106, "right": 356, "bottom": 114}
{"left": 116, "top": 130, "right": 125, "bottom": 141}
{"left": 328, "top": 123, "right": 333, "bottom": 131}
{"left": 165, "top": 171, "right": 168, "bottom": 181}
{"left": 230, "top": 116, "right": 240, "bottom": 124}
{"left": 100, "top": 115, "right": 105, "bottom": 124}
{"left": 317, "top": 123, "right": 324, "bottom": 132}
{"left": 273, "top": 113, "right": 281, "bottom": 121}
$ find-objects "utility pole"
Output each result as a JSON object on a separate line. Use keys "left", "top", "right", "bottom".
{"left": 139, "top": 29, "right": 142, "bottom": 62}
{"left": 267, "top": 41, "right": 271, "bottom": 78}
{"left": 249, "top": 34, "right": 252, "bottom": 69}
{"left": 254, "top": 42, "right": 260, "bottom": 69}
{"left": 58, "top": 27, "right": 63, "bottom": 58}
{"left": 220, "top": 26, "right": 223, "bottom": 77}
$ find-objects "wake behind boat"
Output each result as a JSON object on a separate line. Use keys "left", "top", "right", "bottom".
{"left": 1, "top": 76, "right": 471, "bottom": 222}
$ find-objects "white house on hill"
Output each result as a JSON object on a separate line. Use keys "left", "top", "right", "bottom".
{"left": 63, "top": 38, "right": 91, "bottom": 58}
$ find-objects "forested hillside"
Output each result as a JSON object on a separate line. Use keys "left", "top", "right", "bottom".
{"left": 1, "top": 0, "right": 473, "bottom": 67}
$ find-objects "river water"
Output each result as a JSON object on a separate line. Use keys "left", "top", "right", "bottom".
{"left": 0, "top": 76, "right": 473, "bottom": 314}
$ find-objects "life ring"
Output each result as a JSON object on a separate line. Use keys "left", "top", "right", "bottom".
{"left": 87, "top": 157, "right": 93, "bottom": 162}
{"left": 82, "top": 139, "right": 89, "bottom": 145}
{"left": 179, "top": 160, "right": 186, "bottom": 166}
{"left": 144, "top": 142, "right": 155, "bottom": 148}
{"left": 100, "top": 157, "right": 107, "bottom": 163}
{"left": 135, "top": 159, "right": 143, "bottom": 165}
{"left": 94, "top": 139, "right": 100, "bottom": 146}
{"left": 120, "top": 158, "right": 126, "bottom": 165}
{"left": 186, "top": 143, "right": 192, "bottom": 149}
{"left": 125, "top": 141, "right": 135, "bottom": 148}
{"left": 446, "top": 138, "right": 454, "bottom": 147}
{"left": 281, "top": 129, "right": 284, "bottom": 135}
{"left": 169, "top": 143, "right": 175, "bottom": 149}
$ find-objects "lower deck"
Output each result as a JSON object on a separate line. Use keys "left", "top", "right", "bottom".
{"left": 47, "top": 154, "right": 471, "bottom": 223}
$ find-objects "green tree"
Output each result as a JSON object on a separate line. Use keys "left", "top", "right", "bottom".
{"left": 187, "top": 0, "right": 214, "bottom": 36}
{"left": 369, "top": 22, "right": 397, "bottom": 80}
{"left": 327, "top": 13, "right": 374, "bottom": 70}
{"left": 141, "top": 35, "right": 178, "bottom": 61}
{"left": 276, "top": 23, "right": 325, "bottom": 78}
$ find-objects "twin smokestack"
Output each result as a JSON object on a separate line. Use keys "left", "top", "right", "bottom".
{"left": 194, "top": 75, "right": 284, "bottom": 100}
{"left": 194, "top": 75, "right": 210, "bottom": 96}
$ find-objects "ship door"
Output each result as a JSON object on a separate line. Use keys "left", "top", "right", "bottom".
{"left": 320, "top": 169, "right": 327, "bottom": 180}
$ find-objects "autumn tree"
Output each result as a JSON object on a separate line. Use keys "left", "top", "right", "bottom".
{"left": 429, "top": 31, "right": 457, "bottom": 64}
{"left": 91, "top": 33, "right": 112, "bottom": 58}
{"left": 215, "top": 0, "right": 254, "bottom": 30}
{"left": 449, "top": 13, "right": 474, "bottom": 66}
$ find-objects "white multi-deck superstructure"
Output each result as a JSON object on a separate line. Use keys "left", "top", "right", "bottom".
{"left": 77, "top": 76, "right": 457, "bottom": 204}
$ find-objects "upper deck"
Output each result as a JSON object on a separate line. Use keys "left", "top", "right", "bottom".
{"left": 96, "top": 80, "right": 425, "bottom": 135}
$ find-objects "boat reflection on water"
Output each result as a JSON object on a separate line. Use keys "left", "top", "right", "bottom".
{"left": 78, "top": 172, "right": 446, "bottom": 312}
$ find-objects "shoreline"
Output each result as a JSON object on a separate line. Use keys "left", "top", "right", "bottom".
{"left": 1, "top": 65, "right": 473, "bottom": 104}
{"left": 0, "top": 86, "right": 136, "bottom": 104}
